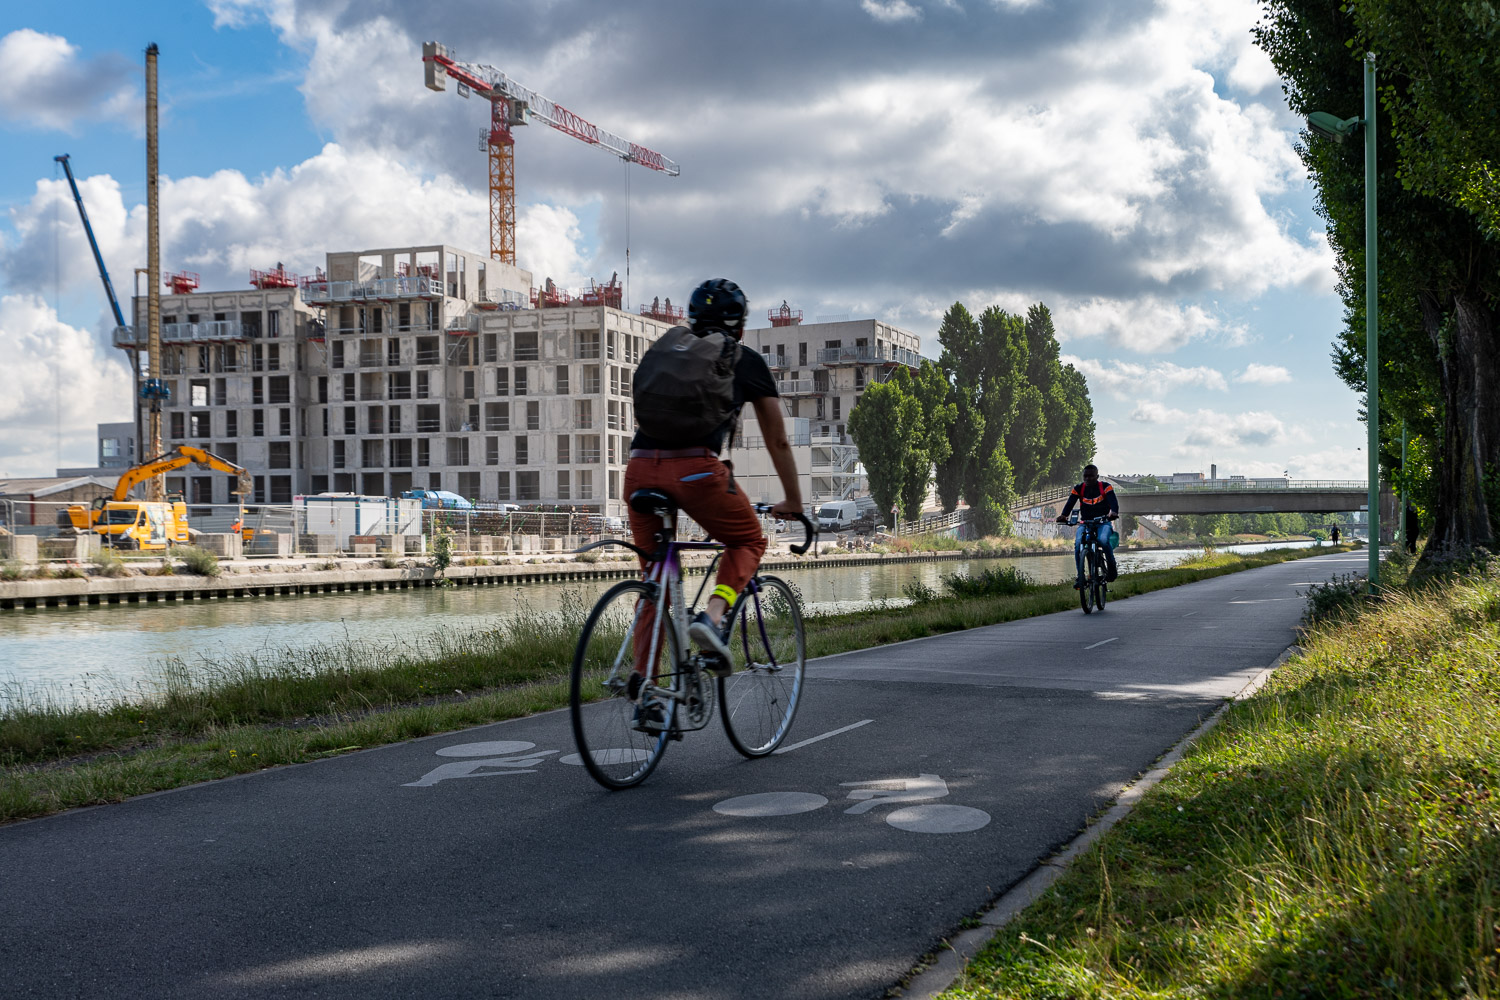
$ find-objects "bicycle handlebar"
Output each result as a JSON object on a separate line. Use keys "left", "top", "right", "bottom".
{"left": 756, "top": 504, "right": 817, "bottom": 555}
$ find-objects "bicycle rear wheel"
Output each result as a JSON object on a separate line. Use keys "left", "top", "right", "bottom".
{"left": 1080, "top": 550, "right": 1094, "bottom": 614}
{"left": 569, "top": 580, "right": 678, "bottom": 789}
{"left": 719, "top": 574, "right": 805, "bottom": 757}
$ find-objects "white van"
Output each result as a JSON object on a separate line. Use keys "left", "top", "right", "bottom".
{"left": 817, "top": 497, "right": 880, "bottom": 534}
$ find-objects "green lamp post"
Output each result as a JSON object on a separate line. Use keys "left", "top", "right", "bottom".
{"left": 1309, "top": 53, "right": 1379, "bottom": 591}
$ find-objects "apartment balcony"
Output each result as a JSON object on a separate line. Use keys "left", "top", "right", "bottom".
{"left": 445, "top": 312, "right": 480, "bottom": 336}
{"left": 816, "top": 345, "right": 922, "bottom": 368}
{"left": 113, "top": 321, "right": 247, "bottom": 346}
{"left": 778, "top": 379, "right": 824, "bottom": 398}
{"left": 301, "top": 275, "right": 445, "bottom": 305}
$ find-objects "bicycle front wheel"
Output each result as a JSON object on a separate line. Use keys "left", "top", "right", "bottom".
{"left": 720, "top": 574, "right": 806, "bottom": 757}
{"left": 1080, "top": 551, "right": 1094, "bottom": 615}
{"left": 1093, "top": 561, "right": 1108, "bottom": 611}
{"left": 569, "top": 580, "right": 678, "bottom": 789}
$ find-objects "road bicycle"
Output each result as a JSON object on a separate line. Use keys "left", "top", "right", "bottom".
{"left": 568, "top": 488, "right": 816, "bottom": 789}
{"left": 1069, "top": 514, "right": 1115, "bottom": 614}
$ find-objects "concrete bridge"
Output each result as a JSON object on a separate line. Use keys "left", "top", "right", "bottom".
{"left": 1012, "top": 481, "right": 1395, "bottom": 518}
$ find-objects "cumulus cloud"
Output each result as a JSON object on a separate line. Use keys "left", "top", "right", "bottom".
{"left": 185, "top": 0, "right": 1332, "bottom": 332}
{"left": 1236, "top": 363, "right": 1292, "bottom": 384}
{"left": 1062, "top": 356, "right": 1226, "bottom": 398}
{"left": 861, "top": 0, "right": 922, "bottom": 22}
{"left": 1130, "top": 401, "right": 1287, "bottom": 448}
{"left": 0, "top": 295, "right": 134, "bottom": 477}
{"left": 1052, "top": 297, "right": 1243, "bottom": 353}
{"left": 1, "top": 144, "right": 565, "bottom": 305}
{"left": 0, "top": 29, "right": 137, "bottom": 132}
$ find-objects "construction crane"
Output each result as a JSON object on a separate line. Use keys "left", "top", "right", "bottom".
{"left": 422, "top": 41, "right": 680, "bottom": 266}
{"left": 54, "top": 154, "right": 127, "bottom": 330}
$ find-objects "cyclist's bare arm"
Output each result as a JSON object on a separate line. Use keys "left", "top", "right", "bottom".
{"left": 750, "top": 396, "right": 804, "bottom": 518}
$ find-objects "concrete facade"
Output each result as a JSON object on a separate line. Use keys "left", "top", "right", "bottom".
{"left": 111, "top": 250, "right": 922, "bottom": 517}
{"left": 740, "top": 317, "right": 923, "bottom": 503}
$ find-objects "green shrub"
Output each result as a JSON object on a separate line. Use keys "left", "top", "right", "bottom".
{"left": 1302, "top": 571, "right": 1368, "bottom": 625}
{"left": 902, "top": 579, "right": 940, "bottom": 603}
{"left": 942, "top": 565, "right": 1033, "bottom": 597}
{"left": 176, "top": 546, "right": 220, "bottom": 578}
{"left": 1, "top": 560, "right": 23, "bottom": 581}
{"left": 379, "top": 554, "right": 401, "bottom": 569}
{"left": 89, "top": 549, "right": 129, "bottom": 578}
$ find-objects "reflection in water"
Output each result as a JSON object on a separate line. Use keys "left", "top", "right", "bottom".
{"left": 0, "top": 541, "right": 1318, "bottom": 708}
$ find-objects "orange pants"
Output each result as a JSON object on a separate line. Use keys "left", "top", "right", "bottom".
{"left": 624, "top": 454, "right": 767, "bottom": 676}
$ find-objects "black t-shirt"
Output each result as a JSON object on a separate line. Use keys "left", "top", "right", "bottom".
{"left": 630, "top": 339, "right": 779, "bottom": 454}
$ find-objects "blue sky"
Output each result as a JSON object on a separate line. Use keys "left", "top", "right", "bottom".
{"left": 0, "top": 0, "right": 1365, "bottom": 482}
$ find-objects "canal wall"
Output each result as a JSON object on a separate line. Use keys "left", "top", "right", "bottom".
{"left": 0, "top": 549, "right": 982, "bottom": 612}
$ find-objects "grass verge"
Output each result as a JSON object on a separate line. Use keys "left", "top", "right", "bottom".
{"left": 939, "top": 551, "right": 1499, "bottom": 999}
{"left": 1, "top": 544, "right": 1347, "bottom": 825}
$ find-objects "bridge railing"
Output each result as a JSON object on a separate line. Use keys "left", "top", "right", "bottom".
{"left": 1113, "top": 480, "right": 1368, "bottom": 493}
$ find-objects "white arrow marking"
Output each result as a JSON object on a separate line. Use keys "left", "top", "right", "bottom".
{"left": 841, "top": 773, "right": 949, "bottom": 814}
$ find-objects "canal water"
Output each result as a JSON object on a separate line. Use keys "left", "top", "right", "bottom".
{"left": 0, "top": 541, "right": 1321, "bottom": 710}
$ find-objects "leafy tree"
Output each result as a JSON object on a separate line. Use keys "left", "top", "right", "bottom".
{"left": 935, "top": 383, "right": 983, "bottom": 513}
{"left": 848, "top": 377, "right": 922, "bottom": 525}
{"left": 1255, "top": 0, "right": 1500, "bottom": 559}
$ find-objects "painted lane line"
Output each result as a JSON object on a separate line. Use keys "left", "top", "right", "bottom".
{"left": 1083, "top": 637, "right": 1118, "bottom": 650}
{"left": 773, "top": 718, "right": 874, "bottom": 755}
{"left": 1182, "top": 611, "right": 1199, "bottom": 617}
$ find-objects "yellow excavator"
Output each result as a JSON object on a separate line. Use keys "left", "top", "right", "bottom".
{"left": 59, "top": 446, "right": 251, "bottom": 551}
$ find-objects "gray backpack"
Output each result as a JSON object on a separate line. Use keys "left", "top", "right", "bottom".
{"left": 632, "top": 326, "right": 742, "bottom": 445}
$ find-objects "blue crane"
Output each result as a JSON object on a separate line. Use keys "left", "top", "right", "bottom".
{"left": 54, "top": 153, "right": 126, "bottom": 329}
{"left": 54, "top": 154, "right": 168, "bottom": 402}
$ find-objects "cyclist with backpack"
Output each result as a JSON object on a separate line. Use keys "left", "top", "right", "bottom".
{"left": 1055, "top": 464, "right": 1120, "bottom": 589}
{"left": 627, "top": 279, "right": 805, "bottom": 683}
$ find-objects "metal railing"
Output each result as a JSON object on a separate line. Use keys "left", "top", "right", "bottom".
{"left": 816, "top": 345, "right": 922, "bottom": 367}
{"left": 113, "top": 321, "right": 246, "bottom": 345}
{"left": 301, "top": 275, "right": 445, "bottom": 304}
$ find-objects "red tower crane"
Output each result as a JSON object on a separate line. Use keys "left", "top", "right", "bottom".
{"left": 422, "top": 41, "right": 680, "bottom": 267}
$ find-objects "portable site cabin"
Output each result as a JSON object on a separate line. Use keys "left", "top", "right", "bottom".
{"left": 294, "top": 494, "right": 423, "bottom": 548}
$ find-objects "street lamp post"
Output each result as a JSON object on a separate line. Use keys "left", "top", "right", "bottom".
{"left": 1309, "top": 52, "right": 1379, "bottom": 591}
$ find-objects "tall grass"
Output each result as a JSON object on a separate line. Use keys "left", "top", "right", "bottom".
{"left": 2, "top": 546, "right": 1338, "bottom": 823}
{"left": 944, "top": 558, "right": 1500, "bottom": 999}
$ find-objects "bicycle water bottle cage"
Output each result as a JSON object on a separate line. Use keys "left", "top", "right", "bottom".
{"left": 629, "top": 489, "right": 676, "bottom": 517}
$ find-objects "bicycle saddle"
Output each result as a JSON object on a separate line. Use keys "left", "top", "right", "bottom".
{"left": 629, "top": 489, "right": 677, "bottom": 515}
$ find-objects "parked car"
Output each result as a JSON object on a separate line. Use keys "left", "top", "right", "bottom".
{"left": 817, "top": 498, "right": 880, "bottom": 535}
{"left": 401, "top": 489, "right": 474, "bottom": 510}
{"left": 585, "top": 515, "right": 625, "bottom": 534}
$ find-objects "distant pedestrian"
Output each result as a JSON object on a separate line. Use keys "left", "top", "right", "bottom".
{"left": 1329, "top": 524, "right": 1341, "bottom": 545}
{"left": 1405, "top": 505, "right": 1419, "bottom": 554}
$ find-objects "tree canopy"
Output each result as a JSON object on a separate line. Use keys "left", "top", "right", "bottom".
{"left": 850, "top": 299, "right": 1096, "bottom": 534}
{"left": 1254, "top": 0, "right": 1500, "bottom": 560}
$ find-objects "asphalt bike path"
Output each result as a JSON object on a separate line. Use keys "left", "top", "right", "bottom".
{"left": 0, "top": 550, "right": 1365, "bottom": 999}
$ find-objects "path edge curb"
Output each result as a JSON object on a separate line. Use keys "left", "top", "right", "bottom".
{"left": 896, "top": 643, "right": 1302, "bottom": 998}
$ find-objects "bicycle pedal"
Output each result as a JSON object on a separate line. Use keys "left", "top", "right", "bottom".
{"left": 668, "top": 728, "right": 684, "bottom": 742}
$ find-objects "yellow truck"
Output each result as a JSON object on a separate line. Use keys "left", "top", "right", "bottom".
{"left": 58, "top": 446, "right": 251, "bottom": 551}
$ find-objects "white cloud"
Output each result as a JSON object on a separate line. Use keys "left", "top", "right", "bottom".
{"left": 1052, "top": 297, "right": 1239, "bottom": 353}
{"left": 2, "top": 143, "right": 573, "bottom": 305}
{"left": 1130, "top": 401, "right": 1287, "bottom": 448}
{"left": 862, "top": 0, "right": 923, "bottom": 22}
{"left": 0, "top": 29, "right": 137, "bottom": 132}
{"left": 1235, "top": 363, "right": 1292, "bottom": 384}
{"left": 1063, "top": 355, "right": 1226, "bottom": 398}
{"left": 0, "top": 295, "right": 134, "bottom": 477}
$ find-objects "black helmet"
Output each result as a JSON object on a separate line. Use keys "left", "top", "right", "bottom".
{"left": 687, "top": 279, "right": 748, "bottom": 336}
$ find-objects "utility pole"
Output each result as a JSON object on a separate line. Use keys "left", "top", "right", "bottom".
{"left": 145, "top": 43, "right": 162, "bottom": 500}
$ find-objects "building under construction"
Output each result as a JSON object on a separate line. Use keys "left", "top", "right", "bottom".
{"left": 109, "top": 244, "right": 925, "bottom": 515}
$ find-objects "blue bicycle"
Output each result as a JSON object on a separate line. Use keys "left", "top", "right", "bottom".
{"left": 1071, "top": 514, "right": 1114, "bottom": 614}
{"left": 568, "top": 489, "right": 816, "bottom": 789}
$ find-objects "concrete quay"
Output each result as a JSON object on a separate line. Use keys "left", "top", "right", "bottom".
{"left": 0, "top": 548, "right": 978, "bottom": 612}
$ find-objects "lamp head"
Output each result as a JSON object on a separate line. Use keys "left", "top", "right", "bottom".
{"left": 1307, "top": 111, "right": 1362, "bottom": 142}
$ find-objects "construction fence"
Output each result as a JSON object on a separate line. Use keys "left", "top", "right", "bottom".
{"left": 0, "top": 498, "right": 730, "bottom": 561}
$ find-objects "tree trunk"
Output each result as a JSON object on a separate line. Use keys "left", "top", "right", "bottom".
{"left": 1421, "top": 288, "right": 1500, "bottom": 562}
